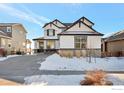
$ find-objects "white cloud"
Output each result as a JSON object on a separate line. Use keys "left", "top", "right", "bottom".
{"left": 0, "top": 4, "right": 50, "bottom": 26}
{"left": 20, "top": 5, "right": 50, "bottom": 23}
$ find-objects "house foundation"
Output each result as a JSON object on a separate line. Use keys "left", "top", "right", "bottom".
{"left": 58, "top": 49, "right": 101, "bottom": 58}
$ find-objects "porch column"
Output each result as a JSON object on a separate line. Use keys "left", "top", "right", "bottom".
{"left": 44, "top": 40, "right": 47, "bottom": 52}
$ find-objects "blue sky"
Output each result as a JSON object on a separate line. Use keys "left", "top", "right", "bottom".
{"left": 0, "top": 3, "right": 124, "bottom": 40}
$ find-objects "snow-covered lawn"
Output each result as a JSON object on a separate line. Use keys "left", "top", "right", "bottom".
{"left": 39, "top": 53, "right": 124, "bottom": 71}
{"left": 0, "top": 55, "right": 20, "bottom": 61}
{"left": 24, "top": 74, "right": 124, "bottom": 85}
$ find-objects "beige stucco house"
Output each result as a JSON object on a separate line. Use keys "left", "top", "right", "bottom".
{"left": 33, "top": 17, "right": 103, "bottom": 57}
{"left": 102, "top": 30, "right": 124, "bottom": 57}
{"left": 26, "top": 39, "right": 32, "bottom": 54}
{"left": 0, "top": 23, "right": 27, "bottom": 54}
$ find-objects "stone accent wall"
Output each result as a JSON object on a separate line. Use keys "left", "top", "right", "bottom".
{"left": 58, "top": 49, "right": 101, "bottom": 58}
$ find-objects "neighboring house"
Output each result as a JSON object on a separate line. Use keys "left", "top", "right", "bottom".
{"left": 102, "top": 30, "right": 124, "bottom": 56}
{"left": 33, "top": 17, "right": 103, "bottom": 57}
{"left": 0, "top": 23, "right": 27, "bottom": 54}
{"left": 0, "top": 30, "right": 12, "bottom": 55}
{"left": 26, "top": 39, "right": 32, "bottom": 54}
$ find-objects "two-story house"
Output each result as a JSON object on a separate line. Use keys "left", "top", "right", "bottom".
{"left": 33, "top": 17, "right": 104, "bottom": 57}
{"left": 0, "top": 23, "right": 27, "bottom": 54}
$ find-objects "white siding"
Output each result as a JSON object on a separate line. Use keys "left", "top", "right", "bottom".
{"left": 87, "top": 36, "right": 101, "bottom": 49}
{"left": 83, "top": 18, "right": 93, "bottom": 27}
{"left": 44, "top": 24, "right": 62, "bottom": 39}
{"left": 60, "top": 36, "right": 74, "bottom": 48}
{"left": 53, "top": 21, "right": 65, "bottom": 27}
{"left": 34, "top": 41, "right": 39, "bottom": 49}
{"left": 55, "top": 40, "right": 59, "bottom": 49}
{"left": 66, "top": 22, "right": 94, "bottom": 32}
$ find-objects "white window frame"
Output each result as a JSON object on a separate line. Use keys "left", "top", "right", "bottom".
{"left": 47, "top": 29, "right": 55, "bottom": 36}
{"left": 74, "top": 35, "right": 87, "bottom": 49}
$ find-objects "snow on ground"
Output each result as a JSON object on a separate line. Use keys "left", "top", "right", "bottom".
{"left": 39, "top": 53, "right": 124, "bottom": 71}
{"left": 0, "top": 55, "right": 20, "bottom": 61}
{"left": 24, "top": 74, "right": 124, "bottom": 85}
{"left": 24, "top": 75, "right": 84, "bottom": 85}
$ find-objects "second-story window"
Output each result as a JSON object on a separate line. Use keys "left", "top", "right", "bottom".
{"left": 47, "top": 29, "right": 55, "bottom": 36}
{"left": 7, "top": 27, "right": 11, "bottom": 32}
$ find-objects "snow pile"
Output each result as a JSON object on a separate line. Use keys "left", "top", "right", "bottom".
{"left": 0, "top": 55, "right": 20, "bottom": 61}
{"left": 39, "top": 53, "right": 124, "bottom": 71}
{"left": 107, "top": 74, "right": 124, "bottom": 85}
{"left": 24, "top": 74, "right": 124, "bottom": 85}
{"left": 24, "top": 75, "right": 84, "bottom": 85}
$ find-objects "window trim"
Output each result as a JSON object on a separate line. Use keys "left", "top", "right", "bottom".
{"left": 47, "top": 29, "right": 55, "bottom": 36}
{"left": 74, "top": 35, "right": 87, "bottom": 49}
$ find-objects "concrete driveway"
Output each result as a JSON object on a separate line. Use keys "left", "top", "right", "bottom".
{"left": 0, "top": 53, "right": 50, "bottom": 83}
{"left": 0, "top": 53, "right": 123, "bottom": 84}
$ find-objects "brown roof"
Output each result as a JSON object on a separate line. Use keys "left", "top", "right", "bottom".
{"left": 105, "top": 30, "right": 124, "bottom": 41}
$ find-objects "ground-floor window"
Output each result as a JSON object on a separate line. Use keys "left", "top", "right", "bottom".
{"left": 74, "top": 35, "right": 87, "bottom": 49}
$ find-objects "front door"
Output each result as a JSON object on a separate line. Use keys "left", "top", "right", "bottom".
{"left": 46, "top": 40, "right": 55, "bottom": 49}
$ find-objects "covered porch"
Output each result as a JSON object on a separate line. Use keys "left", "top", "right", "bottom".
{"left": 44, "top": 39, "right": 59, "bottom": 52}
{"left": 33, "top": 37, "right": 59, "bottom": 53}
{"left": 33, "top": 37, "right": 44, "bottom": 53}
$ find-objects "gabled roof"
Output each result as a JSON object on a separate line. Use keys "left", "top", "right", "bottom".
{"left": 64, "top": 17, "right": 94, "bottom": 31}
{"left": 105, "top": 30, "right": 124, "bottom": 41}
{"left": 59, "top": 20, "right": 103, "bottom": 36}
{"left": 52, "top": 19, "right": 67, "bottom": 27}
{"left": 42, "top": 22, "right": 61, "bottom": 28}
{"left": 82, "top": 16, "right": 94, "bottom": 25}
{"left": 43, "top": 17, "right": 94, "bottom": 29}
{"left": 42, "top": 17, "right": 103, "bottom": 36}
{"left": 43, "top": 19, "right": 67, "bottom": 28}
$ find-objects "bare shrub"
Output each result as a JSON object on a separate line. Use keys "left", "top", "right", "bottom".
{"left": 80, "top": 70, "right": 113, "bottom": 85}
